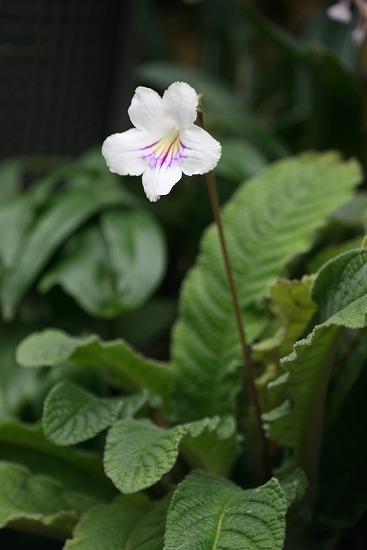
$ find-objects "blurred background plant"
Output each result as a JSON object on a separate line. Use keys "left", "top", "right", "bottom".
{"left": 1, "top": 1, "right": 367, "bottom": 548}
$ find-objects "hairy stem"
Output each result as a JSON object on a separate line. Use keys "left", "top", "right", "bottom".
{"left": 197, "top": 107, "right": 269, "bottom": 481}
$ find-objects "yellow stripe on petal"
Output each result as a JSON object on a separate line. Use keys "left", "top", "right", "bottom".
{"left": 143, "top": 131, "right": 186, "bottom": 170}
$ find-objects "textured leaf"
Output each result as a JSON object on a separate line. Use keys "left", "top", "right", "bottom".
{"left": 64, "top": 494, "right": 152, "bottom": 549}
{"left": 267, "top": 249, "right": 367, "bottom": 479}
{"left": 0, "top": 462, "right": 98, "bottom": 538}
{"left": 279, "top": 468, "right": 307, "bottom": 507}
{"left": 42, "top": 382, "right": 122, "bottom": 445}
{"left": 104, "top": 417, "right": 230, "bottom": 493}
{"left": 165, "top": 471, "right": 287, "bottom": 550}
{"left": 40, "top": 210, "right": 166, "bottom": 318}
{"left": 172, "top": 153, "right": 361, "bottom": 420}
{"left": 16, "top": 329, "right": 170, "bottom": 400}
{"left": 0, "top": 419, "right": 115, "bottom": 501}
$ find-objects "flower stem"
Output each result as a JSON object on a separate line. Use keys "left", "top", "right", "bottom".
{"left": 197, "top": 107, "right": 269, "bottom": 482}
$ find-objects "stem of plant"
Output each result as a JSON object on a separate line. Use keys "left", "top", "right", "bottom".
{"left": 197, "top": 106, "right": 269, "bottom": 482}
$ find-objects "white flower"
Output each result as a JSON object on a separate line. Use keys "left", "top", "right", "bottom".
{"left": 327, "top": 0, "right": 352, "bottom": 23}
{"left": 102, "top": 82, "right": 222, "bottom": 202}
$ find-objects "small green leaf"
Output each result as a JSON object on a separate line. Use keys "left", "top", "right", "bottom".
{"left": 165, "top": 471, "right": 287, "bottom": 550}
{"left": 42, "top": 382, "right": 122, "bottom": 445}
{"left": 0, "top": 461, "right": 98, "bottom": 538}
{"left": 104, "top": 419, "right": 183, "bottom": 494}
{"left": 64, "top": 494, "right": 152, "bottom": 549}
{"left": 16, "top": 329, "right": 170, "bottom": 400}
{"left": 104, "top": 417, "right": 230, "bottom": 493}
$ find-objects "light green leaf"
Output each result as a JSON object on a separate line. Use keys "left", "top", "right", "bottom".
{"left": 16, "top": 329, "right": 170, "bottom": 400}
{"left": 0, "top": 419, "right": 115, "bottom": 501}
{"left": 64, "top": 494, "right": 152, "bottom": 549}
{"left": 0, "top": 462, "right": 98, "bottom": 538}
{"left": 165, "top": 471, "right": 287, "bottom": 550}
{"left": 267, "top": 249, "right": 367, "bottom": 481}
{"left": 42, "top": 382, "right": 122, "bottom": 446}
{"left": 40, "top": 210, "right": 166, "bottom": 318}
{"left": 104, "top": 417, "right": 230, "bottom": 493}
{"left": 172, "top": 152, "right": 361, "bottom": 420}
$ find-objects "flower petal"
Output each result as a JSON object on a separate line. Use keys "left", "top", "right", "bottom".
{"left": 179, "top": 125, "right": 222, "bottom": 176}
{"left": 128, "top": 87, "right": 170, "bottom": 133}
{"left": 142, "top": 165, "right": 182, "bottom": 202}
{"left": 327, "top": 1, "right": 352, "bottom": 23}
{"left": 102, "top": 128, "right": 158, "bottom": 176}
{"left": 163, "top": 82, "right": 198, "bottom": 130}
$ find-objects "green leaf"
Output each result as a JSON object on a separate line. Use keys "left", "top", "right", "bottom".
{"left": 40, "top": 210, "right": 166, "bottom": 318}
{"left": 0, "top": 461, "right": 98, "bottom": 538}
{"left": 267, "top": 249, "right": 367, "bottom": 483}
{"left": 104, "top": 417, "right": 231, "bottom": 493}
{"left": 165, "top": 471, "right": 287, "bottom": 550}
{"left": 0, "top": 184, "right": 131, "bottom": 320}
{"left": 42, "top": 382, "right": 122, "bottom": 446}
{"left": 16, "top": 329, "right": 170, "bottom": 400}
{"left": 0, "top": 419, "right": 115, "bottom": 501}
{"left": 172, "top": 152, "right": 361, "bottom": 420}
{"left": 64, "top": 494, "right": 152, "bottom": 549}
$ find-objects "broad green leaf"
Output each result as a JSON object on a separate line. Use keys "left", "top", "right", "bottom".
{"left": 16, "top": 329, "right": 170, "bottom": 400}
{"left": 0, "top": 183, "right": 131, "bottom": 320}
{"left": 0, "top": 419, "right": 115, "bottom": 501}
{"left": 0, "top": 462, "right": 98, "bottom": 538}
{"left": 165, "top": 471, "right": 287, "bottom": 550}
{"left": 216, "top": 137, "right": 268, "bottom": 182}
{"left": 172, "top": 153, "right": 361, "bottom": 420}
{"left": 267, "top": 249, "right": 367, "bottom": 482}
{"left": 40, "top": 210, "right": 166, "bottom": 318}
{"left": 43, "top": 382, "right": 122, "bottom": 446}
{"left": 104, "top": 417, "right": 231, "bottom": 493}
{"left": 64, "top": 494, "right": 152, "bottom": 549}
{"left": 307, "top": 236, "right": 364, "bottom": 274}
{"left": 0, "top": 158, "right": 24, "bottom": 200}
